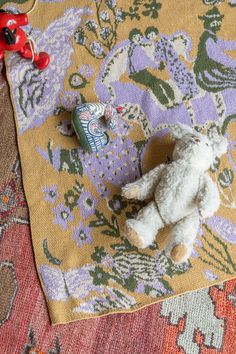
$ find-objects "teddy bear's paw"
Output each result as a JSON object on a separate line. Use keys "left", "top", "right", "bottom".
{"left": 124, "top": 224, "right": 146, "bottom": 248}
{"left": 170, "top": 244, "right": 188, "bottom": 264}
{"left": 122, "top": 184, "right": 140, "bottom": 200}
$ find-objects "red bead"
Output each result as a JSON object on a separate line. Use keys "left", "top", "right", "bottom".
{"left": 34, "top": 52, "right": 50, "bottom": 70}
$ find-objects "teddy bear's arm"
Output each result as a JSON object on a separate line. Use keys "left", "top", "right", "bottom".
{"left": 197, "top": 174, "right": 221, "bottom": 219}
{"left": 121, "top": 164, "right": 166, "bottom": 201}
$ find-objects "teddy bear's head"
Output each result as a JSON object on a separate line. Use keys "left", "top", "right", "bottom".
{"left": 170, "top": 124, "right": 228, "bottom": 171}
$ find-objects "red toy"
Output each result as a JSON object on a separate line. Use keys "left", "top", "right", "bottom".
{"left": 0, "top": 10, "right": 50, "bottom": 70}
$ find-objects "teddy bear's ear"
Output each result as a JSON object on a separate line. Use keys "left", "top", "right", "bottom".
{"left": 169, "top": 123, "right": 193, "bottom": 139}
{"left": 208, "top": 126, "right": 228, "bottom": 158}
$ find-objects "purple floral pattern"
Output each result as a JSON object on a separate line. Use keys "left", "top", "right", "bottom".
{"left": 78, "top": 191, "right": 98, "bottom": 219}
{"left": 37, "top": 120, "right": 140, "bottom": 197}
{"left": 40, "top": 264, "right": 104, "bottom": 301}
{"left": 81, "top": 137, "right": 140, "bottom": 196}
{"left": 207, "top": 216, "right": 236, "bottom": 245}
{"left": 54, "top": 203, "right": 74, "bottom": 230}
{"left": 72, "top": 223, "right": 92, "bottom": 247}
{"left": 204, "top": 269, "right": 218, "bottom": 281}
{"left": 7, "top": 8, "right": 91, "bottom": 134}
{"left": 43, "top": 185, "right": 59, "bottom": 203}
{"left": 60, "top": 92, "right": 84, "bottom": 112}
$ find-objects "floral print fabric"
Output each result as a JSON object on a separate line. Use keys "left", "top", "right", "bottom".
{"left": 5, "top": 0, "right": 236, "bottom": 323}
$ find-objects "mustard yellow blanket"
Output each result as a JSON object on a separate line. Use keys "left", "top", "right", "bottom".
{"left": 4, "top": 0, "right": 236, "bottom": 324}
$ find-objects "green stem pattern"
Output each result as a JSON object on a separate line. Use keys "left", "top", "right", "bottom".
{"left": 204, "top": 224, "right": 236, "bottom": 272}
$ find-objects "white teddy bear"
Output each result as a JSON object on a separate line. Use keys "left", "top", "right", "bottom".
{"left": 121, "top": 124, "right": 228, "bottom": 264}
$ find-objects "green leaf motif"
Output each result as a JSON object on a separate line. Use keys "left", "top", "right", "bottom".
{"left": 89, "top": 266, "right": 111, "bottom": 285}
{"left": 64, "top": 189, "right": 80, "bottom": 211}
{"left": 69, "top": 73, "right": 88, "bottom": 89}
{"left": 89, "top": 210, "right": 106, "bottom": 227}
{"left": 218, "top": 168, "right": 234, "bottom": 188}
{"left": 142, "top": 0, "right": 162, "bottom": 19}
{"left": 108, "top": 194, "right": 127, "bottom": 215}
{"left": 124, "top": 6, "right": 141, "bottom": 20}
{"left": 111, "top": 239, "right": 139, "bottom": 253}
{"left": 73, "top": 0, "right": 163, "bottom": 61}
{"left": 144, "top": 278, "right": 172, "bottom": 297}
{"left": 46, "top": 141, "right": 83, "bottom": 175}
{"left": 160, "top": 278, "right": 173, "bottom": 292}
{"left": 74, "top": 180, "right": 84, "bottom": 193}
{"left": 122, "top": 274, "right": 138, "bottom": 292}
{"left": 221, "top": 114, "right": 236, "bottom": 135}
{"left": 18, "top": 69, "right": 45, "bottom": 118}
{"left": 102, "top": 229, "right": 117, "bottom": 236}
{"left": 60, "top": 148, "right": 83, "bottom": 175}
{"left": 43, "top": 239, "right": 62, "bottom": 265}
{"left": 157, "top": 251, "right": 190, "bottom": 278}
{"left": 91, "top": 246, "right": 108, "bottom": 263}
{"left": 89, "top": 210, "right": 120, "bottom": 237}
{"left": 197, "top": 224, "right": 236, "bottom": 275}
{"left": 63, "top": 181, "right": 83, "bottom": 211}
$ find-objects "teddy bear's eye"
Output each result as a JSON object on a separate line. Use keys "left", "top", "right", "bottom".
{"left": 205, "top": 142, "right": 209, "bottom": 146}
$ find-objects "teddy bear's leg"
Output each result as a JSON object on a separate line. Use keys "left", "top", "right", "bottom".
{"left": 166, "top": 212, "right": 200, "bottom": 264}
{"left": 124, "top": 201, "right": 164, "bottom": 248}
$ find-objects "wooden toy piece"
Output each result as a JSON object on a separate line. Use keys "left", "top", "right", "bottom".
{"left": 71, "top": 103, "right": 123, "bottom": 153}
{"left": 0, "top": 10, "right": 50, "bottom": 70}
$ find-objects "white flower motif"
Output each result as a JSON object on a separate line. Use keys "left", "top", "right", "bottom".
{"left": 70, "top": 74, "right": 84, "bottom": 88}
{"left": 100, "top": 10, "right": 110, "bottom": 21}
{"left": 90, "top": 41, "right": 104, "bottom": 57}
{"left": 100, "top": 27, "right": 111, "bottom": 40}
{"left": 115, "top": 9, "right": 124, "bottom": 22}
{"left": 105, "top": 0, "right": 116, "bottom": 9}
{"left": 85, "top": 19, "right": 98, "bottom": 32}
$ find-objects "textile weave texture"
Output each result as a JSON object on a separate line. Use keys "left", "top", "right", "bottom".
{"left": 4, "top": 0, "right": 236, "bottom": 324}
